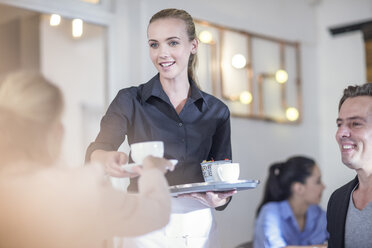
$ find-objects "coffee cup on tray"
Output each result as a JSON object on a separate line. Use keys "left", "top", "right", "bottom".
{"left": 201, "top": 160, "right": 240, "bottom": 182}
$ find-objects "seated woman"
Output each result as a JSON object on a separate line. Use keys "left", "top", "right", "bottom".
{"left": 0, "top": 71, "right": 174, "bottom": 248}
{"left": 253, "top": 156, "right": 328, "bottom": 248}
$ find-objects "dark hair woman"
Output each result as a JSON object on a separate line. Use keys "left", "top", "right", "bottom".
{"left": 253, "top": 156, "right": 328, "bottom": 248}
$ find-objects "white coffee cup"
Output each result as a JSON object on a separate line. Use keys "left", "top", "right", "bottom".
{"left": 212, "top": 163, "right": 240, "bottom": 182}
{"left": 130, "top": 141, "right": 164, "bottom": 164}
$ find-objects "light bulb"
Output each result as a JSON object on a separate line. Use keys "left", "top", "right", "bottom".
{"left": 232, "top": 54, "right": 247, "bottom": 69}
{"left": 239, "top": 91, "right": 252, "bottom": 104}
{"left": 50, "top": 14, "right": 61, "bottom": 26}
{"left": 275, "top": 69, "right": 288, "bottom": 83}
{"left": 72, "top": 19, "right": 83, "bottom": 38}
{"left": 286, "top": 107, "right": 299, "bottom": 121}
{"left": 199, "top": 30, "right": 213, "bottom": 44}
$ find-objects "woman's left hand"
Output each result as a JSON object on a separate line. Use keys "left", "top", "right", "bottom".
{"left": 178, "top": 190, "right": 237, "bottom": 208}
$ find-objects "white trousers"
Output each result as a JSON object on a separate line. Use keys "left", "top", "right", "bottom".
{"left": 121, "top": 197, "right": 220, "bottom": 248}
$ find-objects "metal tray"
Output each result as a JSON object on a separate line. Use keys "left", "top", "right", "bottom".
{"left": 169, "top": 179, "right": 260, "bottom": 196}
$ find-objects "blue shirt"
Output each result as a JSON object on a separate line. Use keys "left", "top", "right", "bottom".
{"left": 254, "top": 200, "right": 329, "bottom": 248}
{"left": 86, "top": 74, "right": 232, "bottom": 192}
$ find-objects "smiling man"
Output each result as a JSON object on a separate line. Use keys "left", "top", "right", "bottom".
{"left": 327, "top": 83, "right": 372, "bottom": 248}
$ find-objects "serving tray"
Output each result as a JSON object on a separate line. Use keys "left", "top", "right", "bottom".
{"left": 169, "top": 179, "right": 259, "bottom": 196}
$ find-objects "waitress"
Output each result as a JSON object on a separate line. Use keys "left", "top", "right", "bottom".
{"left": 86, "top": 8, "right": 235, "bottom": 248}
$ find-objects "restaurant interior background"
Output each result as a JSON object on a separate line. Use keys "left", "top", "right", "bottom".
{"left": 0, "top": 0, "right": 370, "bottom": 247}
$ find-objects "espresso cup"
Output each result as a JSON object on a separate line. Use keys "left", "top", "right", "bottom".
{"left": 130, "top": 141, "right": 164, "bottom": 164}
{"left": 201, "top": 161, "right": 214, "bottom": 182}
{"left": 211, "top": 163, "right": 240, "bottom": 182}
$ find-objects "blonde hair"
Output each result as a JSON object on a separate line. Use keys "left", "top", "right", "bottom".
{"left": 149, "top": 8, "right": 198, "bottom": 84}
{"left": 0, "top": 71, "right": 63, "bottom": 163}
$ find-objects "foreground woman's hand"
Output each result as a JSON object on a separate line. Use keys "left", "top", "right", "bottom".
{"left": 90, "top": 150, "right": 138, "bottom": 178}
{"left": 132, "top": 156, "right": 175, "bottom": 175}
{"left": 178, "top": 190, "right": 237, "bottom": 208}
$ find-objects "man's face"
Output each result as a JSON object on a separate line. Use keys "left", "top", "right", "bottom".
{"left": 336, "top": 96, "right": 372, "bottom": 172}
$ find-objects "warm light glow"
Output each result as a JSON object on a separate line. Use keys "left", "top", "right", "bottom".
{"left": 275, "top": 69, "right": 288, "bottom": 83}
{"left": 72, "top": 19, "right": 83, "bottom": 38}
{"left": 239, "top": 91, "right": 253, "bottom": 104}
{"left": 231, "top": 54, "right": 247, "bottom": 69}
{"left": 50, "top": 14, "right": 61, "bottom": 26}
{"left": 286, "top": 107, "right": 299, "bottom": 121}
{"left": 199, "top": 30, "right": 213, "bottom": 44}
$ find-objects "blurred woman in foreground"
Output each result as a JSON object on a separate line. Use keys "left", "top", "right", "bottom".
{"left": 0, "top": 71, "right": 173, "bottom": 248}
{"left": 253, "top": 156, "right": 328, "bottom": 248}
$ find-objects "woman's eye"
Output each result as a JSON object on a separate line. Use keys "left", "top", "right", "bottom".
{"left": 169, "top": 41, "right": 179, "bottom": 46}
{"left": 150, "top": 43, "right": 159, "bottom": 48}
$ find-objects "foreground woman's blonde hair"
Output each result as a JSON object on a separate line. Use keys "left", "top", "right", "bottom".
{"left": 0, "top": 71, "right": 63, "bottom": 163}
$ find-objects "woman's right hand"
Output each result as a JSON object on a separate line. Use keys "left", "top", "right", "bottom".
{"left": 90, "top": 150, "right": 136, "bottom": 178}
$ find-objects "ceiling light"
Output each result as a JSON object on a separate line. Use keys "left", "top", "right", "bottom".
{"left": 72, "top": 19, "right": 83, "bottom": 38}
{"left": 50, "top": 14, "right": 61, "bottom": 26}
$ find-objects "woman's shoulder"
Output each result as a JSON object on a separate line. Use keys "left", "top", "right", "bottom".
{"left": 260, "top": 201, "right": 283, "bottom": 214}
{"left": 117, "top": 75, "right": 158, "bottom": 96}
{"left": 308, "top": 204, "right": 327, "bottom": 216}
{"left": 116, "top": 85, "right": 142, "bottom": 100}
{"left": 114, "top": 78, "right": 156, "bottom": 104}
{"left": 200, "top": 90, "right": 228, "bottom": 107}
{"left": 109, "top": 84, "right": 147, "bottom": 113}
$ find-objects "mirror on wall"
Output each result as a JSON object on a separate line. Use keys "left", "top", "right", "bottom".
{"left": 0, "top": 3, "right": 107, "bottom": 165}
{"left": 195, "top": 20, "right": 302, "bottom": 124}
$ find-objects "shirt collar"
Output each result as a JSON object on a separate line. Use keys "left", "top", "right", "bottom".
{"left": 141, "top": 74, "right": 165, "bottom": 102}
{"left": 280, "top": 200, "right": 294, "bottom": 220}
{"left": 280, "top": 200, "right": 319, "bottom": 223}
{"left": 141, "top": 74, "right": 209, "bottom": 109}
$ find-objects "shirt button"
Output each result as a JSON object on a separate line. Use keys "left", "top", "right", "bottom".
{"left": 181, "top": 139, "right": 185, "bottom": 143}
{"left": 178, "top": 123, "right": 183, "bottom": 127}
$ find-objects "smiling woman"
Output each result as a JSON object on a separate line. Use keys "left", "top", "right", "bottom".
{"left": 253, "top": 156, "right": 329, "bottom": 248}
{"left": 86, "top": 8, "right": 234, "bottom": 248}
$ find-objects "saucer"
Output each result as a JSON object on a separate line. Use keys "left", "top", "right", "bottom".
{"left": 121, "top": 163, "right": 138, "bottom": 173}
{"left": 121, "top": 159, "right": 178, "bottom": 173}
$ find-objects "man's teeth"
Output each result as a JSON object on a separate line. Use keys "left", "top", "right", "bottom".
{"left": 161, "top": 62, "right": 175, "bottom": 67}
{"left": 343, "top": 145, "right": 354, "bottom": 149}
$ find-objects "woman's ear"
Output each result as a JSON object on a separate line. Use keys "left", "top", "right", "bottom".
{"left": 191, "top": 38, "right": 198, "bottom": 54}
{"left": 292, "top": 182, "right": 305, "bottom": 196}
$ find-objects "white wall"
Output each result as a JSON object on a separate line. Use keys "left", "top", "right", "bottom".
{"left": 40, "top": 16, "right": 106, "bottom": 166}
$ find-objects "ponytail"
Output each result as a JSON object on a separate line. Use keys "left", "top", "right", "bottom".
{"left": 256, "top": 156, "right": 315, "bottom": 216}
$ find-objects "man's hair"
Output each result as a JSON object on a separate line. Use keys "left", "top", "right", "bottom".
{"left": 339, "top": 83, "right": 372, "bottom": 111}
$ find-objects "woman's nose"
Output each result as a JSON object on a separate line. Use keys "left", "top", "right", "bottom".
{"left": 158, "top": 45, "right": 169, "bottom": 58}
